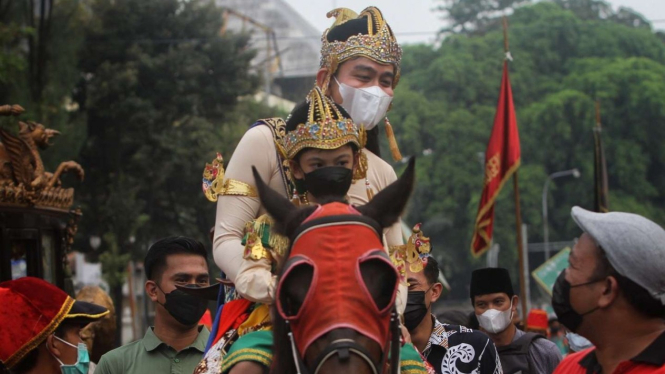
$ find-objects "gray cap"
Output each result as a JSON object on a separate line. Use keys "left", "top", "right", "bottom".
{"left": 571, "top": 206, "right": 665, "bottom": 305}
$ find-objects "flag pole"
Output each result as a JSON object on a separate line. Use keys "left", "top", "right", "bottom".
{"left": 503, "top": 15, "right": 528, "bottom": 322}
{"left": 593, "top": 99, "right": 610, "bottom": 212}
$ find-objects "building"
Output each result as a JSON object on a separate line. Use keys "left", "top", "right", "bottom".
{"left": 216, "top": 0, "right": 322, "bottom": 103}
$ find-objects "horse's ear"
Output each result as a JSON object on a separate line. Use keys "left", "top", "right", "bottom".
{"left": 252, "top": 166, "right": 297, "bottom": 235}
{"left": 356, "top": 157, "right": 415, "bottom": 229}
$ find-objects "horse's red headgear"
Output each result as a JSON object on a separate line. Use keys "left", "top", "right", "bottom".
{"left": 276, "top": 202, "right": 399, "bottom": 356}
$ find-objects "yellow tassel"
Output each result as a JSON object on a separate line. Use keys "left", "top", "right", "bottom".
{"left": 365, "top": 178, "right": 375, "bottom": 200}
{"left": 384, "top": 118, "right": 402, "bottom": 161}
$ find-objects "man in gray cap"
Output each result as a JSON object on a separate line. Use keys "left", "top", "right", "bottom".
{"left": 552, "top": 206, "right": 665, "bottom": 374}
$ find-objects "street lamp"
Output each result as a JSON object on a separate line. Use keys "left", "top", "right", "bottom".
{"left": 542, "top": 168, "right": 581, "bottom": 259}
{"left": 89, "top": 235, "right": 102, "bottom": 251}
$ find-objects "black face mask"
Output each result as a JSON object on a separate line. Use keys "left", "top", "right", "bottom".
{"left": 302, "top": 166, "right": 353, "bottom": 199}
{"left": 404, "top": 290, "right": 429, "bottom": 331}
{"left": 551, "top": 271, "right": 601, "bottom": 333}
{"left": 157, "top": 285, "right": 208, "bottom": 326}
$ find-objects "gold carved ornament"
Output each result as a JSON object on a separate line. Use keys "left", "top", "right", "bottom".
{"left": 0, "top": 105, "right": 84, "bottom": 210}
{"left": 242, "top": 214, "right": 289, "bottom": 262}
{"left": 202, "top": 153, "right": 257, "bottom": 202}
{"left": 389, "top": 223, "right": 432, "bottom": 282}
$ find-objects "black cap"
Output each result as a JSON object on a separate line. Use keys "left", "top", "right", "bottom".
{"left": 470, "top": 267, "right": 514, "bottom": 300}
{"left": 63, "top": 300, "right": 109, "bottom": 326}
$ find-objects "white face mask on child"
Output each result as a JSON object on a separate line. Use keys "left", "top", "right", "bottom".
{"left": 335, "top": 77, "right": 392, "bottom": 130}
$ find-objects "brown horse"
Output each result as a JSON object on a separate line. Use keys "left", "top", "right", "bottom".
{"left": 252, "top": 158, "right": 415, "bottom": 374}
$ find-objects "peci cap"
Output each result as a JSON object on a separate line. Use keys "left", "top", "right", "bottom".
{"left": 571, "top": 206, "right": 665, "bottom": 305}
{"left": 470, "top": 267, "right": 514, "bottom": 300}
{"left": 0, "top": 277, "right": 109, "bottom": 368}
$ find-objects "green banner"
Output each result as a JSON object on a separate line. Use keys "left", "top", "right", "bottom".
{"left": 532, "top": 247, "right": 570, "bottom": 295}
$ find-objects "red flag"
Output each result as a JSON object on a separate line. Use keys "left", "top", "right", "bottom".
{"left": 471, "top": 61, "right": 521, "bottom": 257}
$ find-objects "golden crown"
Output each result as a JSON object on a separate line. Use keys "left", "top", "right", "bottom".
{"left": 320, "top": 7, "right": 402, "bottom": 89}
{"left": 280, "top": 87, "right": 362, "bottom": 160}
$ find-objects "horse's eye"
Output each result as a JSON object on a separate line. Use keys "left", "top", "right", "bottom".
{"left": 279, "top": 262, "right": 314, "bottom": 318}
{"left": 358, "top": 255, "right": 397, "bottom": 313}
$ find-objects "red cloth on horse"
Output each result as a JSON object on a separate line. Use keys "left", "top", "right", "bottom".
{"left": 276, "top": 202, "right": 398, "bottom": 356}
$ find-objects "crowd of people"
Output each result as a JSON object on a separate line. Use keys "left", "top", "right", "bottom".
{"left": 1, "top": 5, "right": 664, "bottom": 374}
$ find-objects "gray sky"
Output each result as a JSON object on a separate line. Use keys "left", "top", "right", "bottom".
{"left": 284, "top": 0, "right": 665, "bottom": 45}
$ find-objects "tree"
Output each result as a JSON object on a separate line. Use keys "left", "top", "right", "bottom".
{"left": 392, "top": 0, "right": 665, "bottom": 301}
{"left": 436, "top": 0, "right": 531, "bottom": 35}
{"left": 0, "top": 0, "right": 88, "bottom": 172}
{"left": 74, "top": 0, "right": 278, "bottom": 330}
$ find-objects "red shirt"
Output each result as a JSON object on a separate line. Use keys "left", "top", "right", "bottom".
{"left": 553, "top": 332, "right": 665, "bottom": 374}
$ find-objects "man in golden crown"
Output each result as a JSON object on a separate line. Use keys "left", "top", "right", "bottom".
{"left": 212, "top": 5, "right": 405, "bottom": 306}
{"left": 198, "top": 6, "right": 419, "bottom": 374}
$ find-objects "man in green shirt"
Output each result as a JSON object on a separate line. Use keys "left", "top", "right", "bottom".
{"left": 96, "top": 237, "right": 211, "bottom": 374}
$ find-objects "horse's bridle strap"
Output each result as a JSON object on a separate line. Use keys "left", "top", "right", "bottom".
{"left": 312, "top": 339, "right": 379, "bottom": 374}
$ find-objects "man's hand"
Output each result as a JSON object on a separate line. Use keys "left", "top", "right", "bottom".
{"left": 400, "top": 324, "right": 412, "bottom": 345}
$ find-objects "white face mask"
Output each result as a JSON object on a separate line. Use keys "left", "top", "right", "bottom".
{"left": 476, "top": 300, "right": 513, "bottom": 334}
{"left": 334, "top": 77, "right": 392, "bottom": 130}
{"left": 566, "top": 331, "right": 594, "bottom": 352}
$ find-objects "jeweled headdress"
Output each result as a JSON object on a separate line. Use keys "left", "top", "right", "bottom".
{"left": 280, "top": 86, "right": 362, "bottom": 160}
{"left": 319, "top": 7, "right": 402, "bottom": 94}
{"left": 389, "top": 223, "right": 432, "bottom": 279}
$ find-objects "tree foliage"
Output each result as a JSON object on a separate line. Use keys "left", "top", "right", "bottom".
{"left": 75, "top": 0, "right": 272, "bottom": 259}
{"left": 436, "top": 0, "right": 531, "bottom": 34}
{"left": 393, "top": 1, "right": 665, "bottom": 300}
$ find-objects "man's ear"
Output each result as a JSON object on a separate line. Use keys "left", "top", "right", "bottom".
{"left": 598, "top": 276, "right": 619, "bottom": 308}
{"left": 316, "top": 68, "right": 329, "bottom": 88}
{"left": 145, "top": 280, "right": 159, "bottom": 302}
{"left": 45, "top": 335, "right": 62, "bottom": 358}
{"left": 511, "top": 295, "right": 519, "bottom": 312}
{"left": 290, "top": 160, "right": 304, "bottom": 180}
{"left": 430, "top": 283, "right": 444, "bottom": 304}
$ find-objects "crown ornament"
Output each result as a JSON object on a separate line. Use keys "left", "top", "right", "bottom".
{"left": 389, "top": 223, "right": 432, "bottom": 279}
{"left": 320, "top": 7, "right": 402, "bottom": 92}
{"left": 279, "top": 86, "right": 362, "bottom": 160}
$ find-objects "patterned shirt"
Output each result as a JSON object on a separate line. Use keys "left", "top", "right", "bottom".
{"left": 422, "top": 315, "right": 502, "bottom": 374}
